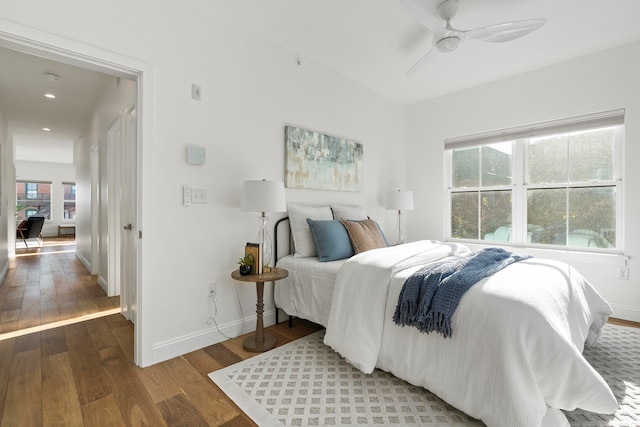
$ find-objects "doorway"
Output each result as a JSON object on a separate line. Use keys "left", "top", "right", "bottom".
{"left": 0, "top": 23, "right": 150, "bottom": 366}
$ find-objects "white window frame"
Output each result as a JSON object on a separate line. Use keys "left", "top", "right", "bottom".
{"left": 62, "top": 181, "right": 76, "bottom": 221}
{"left": 444, "top": 109, "right": 625, "bottom": 257}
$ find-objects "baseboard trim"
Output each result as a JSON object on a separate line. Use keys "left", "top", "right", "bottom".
{"left": 610, "top": 303, "right": 640, "bottom": 323}
{"left": 97, "top": 275, "right": 108, "bottom": 293}
{"left": 151, "top": 309, "right": 276, "bottom": 365}
{"left": 75, "top": 251, "right": 91, "bottom": 272}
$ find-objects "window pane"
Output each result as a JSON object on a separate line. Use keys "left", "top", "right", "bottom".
{"left": 26, "top": 183, "right": 38, "bottom": 199}
{"left": 569, "top": 128, "right": 615, "bottom": 182}
{"left": 64, "top": 202, "right": 76, "bottom": 220}
{"left": 527, "top": 188, "right": 566, "bottom": 245}
{"left": 451, "top": 192, "right": 478, "bottom": 239}
{"left": 481, "top": 191, "right": 512, "bottom": 240}
{"left": 452, "top": 147, "right": 479, "bottom": 188}
{"left": 63, "top": 183, "right": 76, "bottom": 220}
{"left": 528, "top": 135, "right": 568, "bottom": 184}
{"left": 63, "top": 183, "right": 76, "bottom": 200}
{"left": 449, "top": 118, "right": 620, "bottom": 250}
{"left": 568, "top": 187, "right": 615, "bottom": 248}
{"left": 481, "top": 143, "right": 512, "bottom": 186}
{"left": 16, "top": 181, "right": 51, "bottom": 220}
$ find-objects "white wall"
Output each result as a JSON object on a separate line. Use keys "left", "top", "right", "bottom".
{"left": 0, "top": 1, "right": 408, "bottom": 363}
{"left": 406, "top": 41, "right": 640, "bottom": 322}
{"left": 14, "top": 160, "right": 75, "bottom": 237}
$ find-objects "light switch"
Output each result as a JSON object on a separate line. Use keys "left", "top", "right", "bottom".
{"left": 192, "top": 188, "right": 207, "bottom": 204}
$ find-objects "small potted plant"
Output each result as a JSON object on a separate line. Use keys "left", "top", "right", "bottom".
{"left": 238, "top": 254, "right": 254, "bottom": 275}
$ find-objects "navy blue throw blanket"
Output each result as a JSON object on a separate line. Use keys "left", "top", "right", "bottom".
{"left": 393, "top": 248, "right": 531, "bottom": 338}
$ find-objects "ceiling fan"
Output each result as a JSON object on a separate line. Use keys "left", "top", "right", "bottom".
{"left": 401, "top": 0, "right": 547, "bottom": 75}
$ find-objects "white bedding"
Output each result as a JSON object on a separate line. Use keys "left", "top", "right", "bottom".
{"left": 323, "top": 240, "right": 617, "bottom": 427}
{"left": 275, "top": 255, "right": 346, "bottom": 327}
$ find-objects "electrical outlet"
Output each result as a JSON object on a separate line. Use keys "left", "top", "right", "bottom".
{"left": 618, "top": 267, "right": 629, "bottom": 280}
{"left": 207, "top": 280, "right": 217, "bottom": 298}
{"left": 191, "top": 83, "right": 202, "bottom": 101}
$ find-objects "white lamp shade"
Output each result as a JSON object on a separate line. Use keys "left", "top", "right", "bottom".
{"left": 241, "top": 180, "right": 286, "bottom": 213}
{"left": 385, "top": 190, "right": 414, "bottom": 211}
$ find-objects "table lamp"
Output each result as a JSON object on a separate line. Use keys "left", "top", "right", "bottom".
{"left": 241, "top": 179, "right": 286, "bottom": 272}
{"left": 385, "top": 190, "right": 414, "bottom": 245}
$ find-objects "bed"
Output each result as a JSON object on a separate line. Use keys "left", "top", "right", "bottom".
{"left": 274, "top": 205, "right": 617, "bottom": 427}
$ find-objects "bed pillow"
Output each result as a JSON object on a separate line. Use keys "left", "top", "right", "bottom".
{"left": 306, "top": 219, "right": 355, "bottom": 262}
{"left": 340, "top": 219, "right": 389, "bottom": 254}
{"left": 287, "top": 204, "right": 333, "bottom": 257}
{"left": 331, "top": 204, "right": 368, "bottom": 221}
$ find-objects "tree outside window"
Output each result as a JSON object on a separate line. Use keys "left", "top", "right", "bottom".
{"left": 449, "top": 126, "right": 620, "bottom": 251}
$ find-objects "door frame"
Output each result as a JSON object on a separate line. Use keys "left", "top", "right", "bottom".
{"left": 107, "top": 117, "right": 122, "bottom": 298}
{"left": 0, "top": 20, "right": 154, "bottom": 367}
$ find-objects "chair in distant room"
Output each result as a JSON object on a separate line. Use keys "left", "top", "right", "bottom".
{"left": 16, "top": 216, "right": 45, "bottom": 248}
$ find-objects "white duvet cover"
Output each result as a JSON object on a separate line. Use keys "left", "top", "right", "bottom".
{"left": 324, "top": 240, "right": 617, "bottom": 427}
{"left": 275, "top": 255, "right": 346, "bottom": 327}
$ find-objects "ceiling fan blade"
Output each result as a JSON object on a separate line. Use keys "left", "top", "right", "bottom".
{"left": 400, "top": 0, "right": 444, "bottom": 31}
{"left": 464, "top": 18, "right": 546, "bottom": 43}
{"left": 406, "top": 47, "right": 438, "bottom": 76}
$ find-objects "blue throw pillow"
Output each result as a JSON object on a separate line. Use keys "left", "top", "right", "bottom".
{"left": 306, "top": 219, "right": 354, "bottom": 262}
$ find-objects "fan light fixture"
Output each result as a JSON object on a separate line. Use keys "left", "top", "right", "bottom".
{"left": 436, "top": 36, "right": 461, "bottom": 53}
{"left": 401, "top": 0, "right": 547, "bottom": 75}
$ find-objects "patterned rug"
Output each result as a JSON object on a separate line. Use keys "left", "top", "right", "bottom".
{"left": 209, "top": 324, "right": 640, "bottom": 426}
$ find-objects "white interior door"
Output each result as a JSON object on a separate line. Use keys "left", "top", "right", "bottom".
{"left": 106, "top": 119, "right": 121, "bottom": 296}
{"left": 120, "top": 107, "right": 137, "bottom": 322}
{"left": 90, "top": 146, "right": 100, "bottom": 276}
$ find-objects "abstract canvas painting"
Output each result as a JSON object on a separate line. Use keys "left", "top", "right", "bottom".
{"left": 285, "top": 126, "right": 363, "bottom": 192}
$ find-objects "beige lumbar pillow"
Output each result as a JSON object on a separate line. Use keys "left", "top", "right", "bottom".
{"left": 340, "top": 219, "right": 388, "bottom": 254}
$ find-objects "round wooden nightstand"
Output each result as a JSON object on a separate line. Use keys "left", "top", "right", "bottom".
{"left": 231, "top": 267, "right": 288, "bottom": 352}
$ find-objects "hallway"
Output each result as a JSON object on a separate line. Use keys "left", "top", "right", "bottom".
{"left": 0, "top": 237, "right": 119, "bottom": 338}
{"left": 0, "top": 235, "right": 321, "bottom": 425}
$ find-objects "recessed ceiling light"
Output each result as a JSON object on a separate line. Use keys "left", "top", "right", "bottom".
{"left": 42, "top": 127, "right": 51, "bottom": 132}
{"left": 44, "top": 93, "right": 56, "bottom": 99}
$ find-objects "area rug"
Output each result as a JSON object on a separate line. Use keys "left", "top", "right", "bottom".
{"left": 209, "top": 324, "right": 640, "bottom": 426}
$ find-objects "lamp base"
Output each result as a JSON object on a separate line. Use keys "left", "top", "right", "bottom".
{"left": 396, "top": 210, "right": 405, "bottom": 245}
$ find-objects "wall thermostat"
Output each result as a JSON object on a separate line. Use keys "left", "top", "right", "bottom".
{"left": 187, "top": 145, "right": 206, "bottom": 165}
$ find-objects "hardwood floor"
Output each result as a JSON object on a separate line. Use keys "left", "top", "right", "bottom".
{"left": 0, "top": 312, "right": 320, "bottom": 426}
{"left": 608, "top": 317, "right": 640, "bottom": 328}
{"left": 0, "top": 240, "right": 322, "bottom": 426}
{"left": 1, "top": 237, "right": 119, "bottom": 337}
{"left": 0, "top": 240, "right": 636, "bottom": 426}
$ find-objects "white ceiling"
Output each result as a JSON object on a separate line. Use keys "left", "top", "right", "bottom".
{"left": 1, "top": 0, "right": 640, "bottom": 164}
{"left": 212, "top": 0, "right": 640, "bottom": 104}
{"left": 0, "top": 47, "right": 112, "bottom": 164}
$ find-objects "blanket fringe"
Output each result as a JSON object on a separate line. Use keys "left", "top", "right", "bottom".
{"left": 419, "top": 311, "right": 452, "bottom": 338}
{"left": 393, "top": 300, "right": 417, "bottom": 326}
